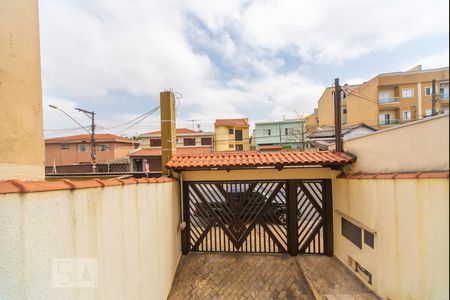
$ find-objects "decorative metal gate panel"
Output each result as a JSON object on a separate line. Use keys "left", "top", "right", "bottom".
{"left": 297, "top": 181, "right": 325, "bottom": 254}
{"left": 182, "top": 180, "right": 333, "bottom": 255}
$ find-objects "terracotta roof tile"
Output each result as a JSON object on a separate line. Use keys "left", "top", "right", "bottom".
{"left": 0, "top": 177, "right": 177, "bottom": 194}
{"left": 46, "top": 134, "right": 135, "bottom": 144}
{"left": 129, "top": 147, "right": 213, "bottom": 157}
{"left": 214, "top": 118, "right": 249, "bottom": 127}
{"left": 166, "top": 150, "right": 354, "bottom": 170}
{"left": 339, "top": 171, "right": 449, "bottom": 180}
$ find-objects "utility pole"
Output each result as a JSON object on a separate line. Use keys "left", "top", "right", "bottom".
{"left": 75, "top": 108, "right": 97, "bottom": 173}
{"left": 334, "top": 78, "right": 343, "bottom": 152}
{"left": 431, "top": 79, "right": 437, "bottom": 116}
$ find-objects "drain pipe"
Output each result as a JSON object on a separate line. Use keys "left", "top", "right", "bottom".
{"left": 178, "top": 172, "right": 186, "bottom": 231}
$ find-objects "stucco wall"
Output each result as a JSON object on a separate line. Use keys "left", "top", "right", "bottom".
{"left": 344, "top": 115, "right": 449, "bottom": 173}
{"left": 0, "top": 181, "right": 181, "bottom": 300}
{"left": 333, "top": 177, "right": 449, "bottom": 300}
{"left": 0, "top": 0, "right": 44, "bottom": 180}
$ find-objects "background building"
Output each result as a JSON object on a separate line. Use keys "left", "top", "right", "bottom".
{"left": 307, "top": 123, "right": 377, "bottom": 150}
{"left": 253, "top": 119, "right": 306, "bottom": 150}
{"left": 45, "top": 134, "right": 137, "bottom": 172}
{"left": 214, "top": 119, "right": 250, "bottom": 151}
{"left": 317, "top": 66, "right": 449, "bottom": 128}
{"left": 139, "top": 128, "right": 214, "bottom": 149}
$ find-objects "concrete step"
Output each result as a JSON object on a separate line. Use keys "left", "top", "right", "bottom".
{"left": 296, "top": 256, "right": 379, "bottom": 300}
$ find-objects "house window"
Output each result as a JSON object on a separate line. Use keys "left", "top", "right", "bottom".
{"left": 364, "top": 230, "right": 374, "bottom": 249}
{"left": 98, "top": 144, "right": 110, "bottom": 151}
{"left": 425, "top": 87, "right": 432, "bottom": 96}
{"left": 229, "top": 144, "right": 234, "bottom": 149}
{"left": 402, "top": 88, "right": 414, "bottom": 98}
{"left": 228, "top": 128, "right": 234, "bottom": 135}
{"left": 425, "top": 109, "right": 432, "bottom": 117}
{"left": 379, "top": 113, "right": 391, "bottom": 125}
{"left": 235, "top": 144, "right": 243, "bottom": 151}
{"left": 402, "top": 110, "right": 411, "bottom": 121}
{"left": 61, "top": 144, "right": 70, "bottom": 150}
{"left": 201, "top": 137, "right": 212, "bottom": 146}
{"left": 235, "top": 130, "right": 243, "bottom": 141}
{"left": 77, "top": 144, "right": 88, "bottom": 152}
{"left": 150, "top": 139, "right": 161, "bottom": 147}
{"left": 341, "top": 217, "right": 362, "bottom": 248}
{"left": 263, "top": 129, "right": 271, "bottom": 136}
{"left": 183, "top": 138, "right": 196, "bottom": 146}
{"left": 285, "top": 128, "right": 294, "bottom": 136}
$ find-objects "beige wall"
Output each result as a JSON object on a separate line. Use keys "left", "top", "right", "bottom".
{"left": 180, "top": 168, "right": 339, "bottom": 181}
{"left": 0, "top": 0, "right": 44, "bottom": 180}
{"left": 344, "top": 115, "right": 449, "bottom": 173}
{"left": 333, "top": 178, "right": 449, "bottom": 300}
{"left": 0, "top": 181, "right": 181, "bottom": 300}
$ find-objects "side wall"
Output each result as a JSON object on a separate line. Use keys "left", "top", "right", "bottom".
{"left": 344, "top": 115, "right": 449, "bottom": 173}
{"left": 0, "top": 0, "right": 44, "bottom": 180}
{"left": 333, "top": 178, "right": 449, "bottom": 300}
{"left": 0, "top": 181, "right": 181, "bottom": 300}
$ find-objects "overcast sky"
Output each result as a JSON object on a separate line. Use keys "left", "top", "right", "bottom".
{"left": 39, "top": 0, "right": 449, "bottom": 137}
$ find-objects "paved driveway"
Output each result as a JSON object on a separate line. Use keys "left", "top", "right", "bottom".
{"left": 168, "top": 253, "right": 314, "bottom": 300}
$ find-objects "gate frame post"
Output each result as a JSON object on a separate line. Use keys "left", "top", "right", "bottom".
{"left": 323, "top": 179, "right": 334, "bottom": 256}
{"left": 181, "top": 182, "right": 190, "bottom": 255}
{"left": 286, "top": 180, "right": 298, "bottom": 256}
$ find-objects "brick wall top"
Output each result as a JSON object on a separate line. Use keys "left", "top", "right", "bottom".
{"left": 0, "top": 177, "right": 177, "bottom": 194}
{"left": 337, "top": 171, "right": 449, "bottom": 180}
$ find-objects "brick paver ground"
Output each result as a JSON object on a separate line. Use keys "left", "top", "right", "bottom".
{"left": 168, "top": 253, "right": 314, "bottom": 300}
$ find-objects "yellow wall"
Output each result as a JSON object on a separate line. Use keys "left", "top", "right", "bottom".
{"left": 0, "top": 0, "right": 44, "bottom": 180}
{"left": 317, "top": 68, "right": 449, "bottom": 129}
{"left": 333, "top": 178, "right": 449, "bottom": 300}
{"left": 344, "top": 115, "right": 449, "bottom": 173}
{"left": 0, "top": 181, "right": 181, "bottom": 299}
{"left": 347, "top": 78, "right": 379, "bottom": 127}
{"left": 317, "top": 87, "right": 335, "bottom": 126}
{"left": 214, "top": 125, "right": 250, "bottom": 151}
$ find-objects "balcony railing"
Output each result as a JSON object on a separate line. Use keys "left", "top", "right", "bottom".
{"left": 379, "top": 119, "right": 400, "bottom": 125}
{"left": 379, "top": 97, "right": 400, "bottom": 104}
{"left": 440, "top": 92, "right": 449, "bottom": 100}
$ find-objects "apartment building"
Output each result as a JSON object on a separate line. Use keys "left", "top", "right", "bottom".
{"left": 214, "top": 119, "right": 250, "bottom": 151}
{"left": 253, "top": 119, "right": 306, "bottom": 150}
{"left": 139, "top": 128, "right": 214, "bottom": 149}
{"left": 45, "top": 134, "right": 137, "bottom": 167}
{"left": 317, "top": 66, "right": 449, "bottom": 128}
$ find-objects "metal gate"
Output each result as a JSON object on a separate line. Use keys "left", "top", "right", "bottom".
{"left": 182, "top": 180, "right": 333, "bottom": 256}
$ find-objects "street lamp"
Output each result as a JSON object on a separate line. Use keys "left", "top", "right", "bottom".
{"left": 48, "top": 105, "right": 97, "bottom": 173}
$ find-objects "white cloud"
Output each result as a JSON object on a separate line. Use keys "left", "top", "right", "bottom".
{"left": 409, "top": 49, "right": 450, "bottom": 70}
{"left": 39, "top": 0, "right": 449, "bottom": 137}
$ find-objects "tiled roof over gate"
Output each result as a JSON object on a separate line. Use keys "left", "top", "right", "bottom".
{"left": 166, "top": 150, "right": 354, "bottom": 170}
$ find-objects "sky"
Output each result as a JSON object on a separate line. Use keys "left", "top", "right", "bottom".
{"left": 39, "top": 0, "right": 450, "bottom": 137}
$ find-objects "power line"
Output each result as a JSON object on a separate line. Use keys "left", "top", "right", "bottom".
{"left": 117, "top": 106, "right": 160, "bottom": 135}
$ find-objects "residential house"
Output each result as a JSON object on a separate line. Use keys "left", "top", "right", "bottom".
{"left": 132, "top": 128, "right": 214, "bottom": 172}
{"left": 253, "top": 119, "right": 306, "bottom": 150}
{"left": 45, "top": 134, "right": 137, "bottom": 172}
{"left": 214, "top": 118, "right": 250, "bottom": 151}
{"left": 317, "top": 66, "right": 449, "bottom": 128}
{"left": 128, "top": 146, "right": 212, "bottom": 172}
{"left": 307, "top": 123, "right": 377, "bottom": 150}
{"left": 139, "top": 128, "right": 214, "bottom": 149}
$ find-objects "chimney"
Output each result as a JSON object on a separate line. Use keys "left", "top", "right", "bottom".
{"left": 160, "top": 91, "right": 176, "bottom": 175}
